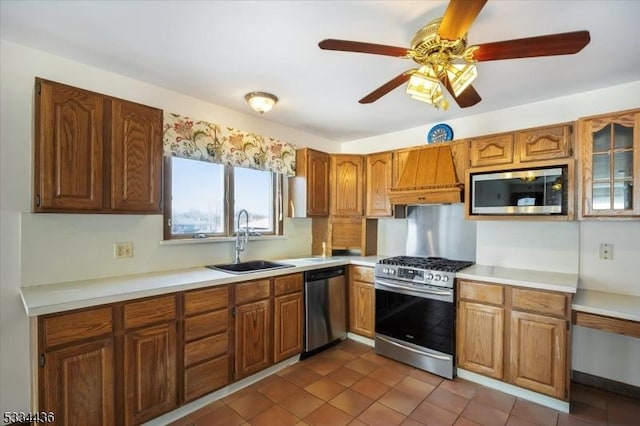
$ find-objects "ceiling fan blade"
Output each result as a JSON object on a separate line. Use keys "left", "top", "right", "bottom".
{"left": 471, "top": 31, "right": 591, "bottom": 62}
{"left": 439, "top": 74, "right": 482, "bottom": 108}
{"left": 319, "top": 39, "right": 410, "bottom": 57}
{"left": 359, "top": 71, "right": 415, "bottom": 104}
{"left": 438, "top": 0, "right": 487, "bottom": 40}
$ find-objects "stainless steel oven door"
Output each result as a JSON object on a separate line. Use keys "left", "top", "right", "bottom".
{"left": 374, "top": 278, "right": 455, "bottom": 379}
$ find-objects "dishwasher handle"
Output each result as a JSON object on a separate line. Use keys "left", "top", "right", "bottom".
{"left": 305, "top": 266, "right": 345, "bottom": 282}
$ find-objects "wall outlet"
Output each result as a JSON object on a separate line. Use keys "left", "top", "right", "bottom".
{"left": 114, "top": 242, "right": 133, "bottom": 259}
{"left": 599, "top": 243, "right": 613, "bottom": 260}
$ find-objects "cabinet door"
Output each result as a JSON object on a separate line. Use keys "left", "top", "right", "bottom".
{"left": 307, "top": 149, "right": 330, "bottom": 216}
{"left": 365, "top": 152, "right": 392, "bottom": 217}
{"left": 35, "top": 79, "right": 104, "bottom": 211}
{"left": 349, "top": 279, "right": 375, "bottom": 338}
{"left": 124, "top": 323, "right": 177, "bottom": 425}
{"left": 509, "top": 311, "right": 567, "bottom": 399}
{"left": 235, "top": 299, "right": 271, "bottom": 379}
{"left": 516, "top": 124, "right": 571, "bottom": 162}
{"left": 331, "top": 154, "right": 364, "bottom": 216}
{"left": 109, "top": 99, "right": 163, "bottom": 212}
{"left": 43, "top": 339, "right": 115, "bottom": 426}
{"left": 274, "top": 292, "right": 303, "bottom": 363}
{"left": 469, "top": 134, "right": 514, "bottom": 167}
{"left": 457, "top": 301, "right": 504, "bottom": 379}
{"left": 579, "top": 110, "right": 639, "bottom": 217}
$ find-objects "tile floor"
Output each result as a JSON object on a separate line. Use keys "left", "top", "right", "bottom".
{"left": 170, "top": 340, "right": 639, "bottom": 426}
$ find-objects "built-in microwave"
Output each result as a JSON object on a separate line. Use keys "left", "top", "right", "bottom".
{"left": 470, "top": 166, "right": 568, "bottom": 215}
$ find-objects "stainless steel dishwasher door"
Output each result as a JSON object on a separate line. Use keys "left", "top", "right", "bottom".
{"left": 304, "top": 267, "right": 346, "bottom": 353}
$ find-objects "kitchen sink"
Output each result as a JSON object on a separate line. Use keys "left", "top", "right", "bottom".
{"left": 206, "top": 260, "right": 294, "bottom": 274}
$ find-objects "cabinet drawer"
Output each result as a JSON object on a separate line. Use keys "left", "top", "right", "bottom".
{"left": 351, "top": 266, "right": 374, "bottom": 283}
{"left": 184, "top": 333, "right": 229, "bottom": 367}
{"left": 124, "top": 295, "right": 177, "bottom": 329}
{"left": 42, "top": 307, "right": 113, "bottom": 348}
{"left": 235, "top": 279, "right": 271, "bottom": 305}
{"left": 184, "top": 310, "right": 228, "bottom": 341}
{"left": 184, "top": 356, "right": 229, "bottom": 402}
{"left": 512, "top": 288, "right": 568, "bottom": 318}
{"left": 274, "top": 274, "right": 303, "bottom": 296}
{"left": 184, "top": 286, "right": 229, "bottom": 315}
{"left": 459, "top": 281, "right": 504, "bottom": 305}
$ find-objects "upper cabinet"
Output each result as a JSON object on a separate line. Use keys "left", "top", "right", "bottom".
{"left": 288, "top": 148, "right": 330, "bottom": 217}
{"left": 365, "top": 151, "right": 392, "bottom": 217}
{"left": 34, "top": 78, "right": 163, "bottom": 213}
{"left": 469, "top": 123, "right": 572, "bottom": 168}
{"left": 331, "top": 154, "right": 364, "bottom": 216}
{"left": 578, "top": 109, "right": 640, "bottom": 218}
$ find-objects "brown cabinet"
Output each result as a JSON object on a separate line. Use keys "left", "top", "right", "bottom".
{"left": 457, "top": 281, "right": 504, "bottom": 379}
{"left": 34, "top": 78, "right": 162, "bottom": 213}
{"left": 348, "top": 266, "right": 375, "bottom": 339}
{"left": 39, "top": 308, "right": 116, "bottom": 426}
{"left": 457, "top": 280, "right": 570, "bottom": 400}
{"left": 273, "top": 274, "right": 303, "bottom": 363}
{"left": 234, "top": 279, "right": 272, "bottom": 379}
{"left": 365, "top": 151, "right": 393, "bottom": 217}
{"left": 469, "top": 124, "right": 572, "bottom": 168}
{"left": 123, "top": 296, "right": 178, "bottom": 425}
{"left": 289, "top": 148, "right": 330, "bottom": 217}
{"left": 183, "top": 286, "right": 230, "bottom": 402}
{"left": 331, "top": 154, "right": 365, "bottom": 216}
{"left": 578, "top": 108, "right": 640, "bottom": 218}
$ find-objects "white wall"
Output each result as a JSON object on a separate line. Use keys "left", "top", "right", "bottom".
{"left": 0, "top": 39, "right": 339, "bottom": 416}
{"left": 351, "top": 83, "right": 640, "bottom": 388}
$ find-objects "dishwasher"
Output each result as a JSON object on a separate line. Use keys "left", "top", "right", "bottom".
{"left": 302, "top": 266, "right": 346, "bottom": 357}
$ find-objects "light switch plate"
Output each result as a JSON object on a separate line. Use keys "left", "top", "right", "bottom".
{"left": 599, "top": 243, "right": 613, "bottom": 260}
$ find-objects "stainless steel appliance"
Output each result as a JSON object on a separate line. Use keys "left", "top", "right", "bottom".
{"left": 470, "top": 166, "right": 568, "bottom": 215}
{"left": 375, "top": 256, "right": 473, "bottom": 379}
{"left": 303, "top": 266, "right": 346, "bottom": 356}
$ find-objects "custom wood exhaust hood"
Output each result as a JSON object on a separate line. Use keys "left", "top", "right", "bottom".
{"left": 388, "top": 144, "right": 463, "bottom": 205}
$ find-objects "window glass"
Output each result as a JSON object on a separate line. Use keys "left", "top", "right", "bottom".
{"left": 170, "top": 157, "right": 225, "bottom": 236}
{"left": 234, "top": 167, "right": 275, "bottom": 234}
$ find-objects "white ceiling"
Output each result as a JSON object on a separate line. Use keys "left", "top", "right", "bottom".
{"left": 2, "top": 0, "right": 640, "bottom": 142}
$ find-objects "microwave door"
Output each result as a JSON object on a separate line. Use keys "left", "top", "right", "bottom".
{"left": 472, "top": 168, "right": 565, "bottom": 214}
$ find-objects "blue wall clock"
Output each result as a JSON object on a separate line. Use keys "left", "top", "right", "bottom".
{"left": 427, "top": 123, "right": 453, "bottom": 143}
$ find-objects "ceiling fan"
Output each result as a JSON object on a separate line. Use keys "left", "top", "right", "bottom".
{"left": 318, "top": 0, "right": 590, "bottom": 110}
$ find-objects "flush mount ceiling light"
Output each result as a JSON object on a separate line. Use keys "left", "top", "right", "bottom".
{"left": 245, "top": 91, "right": 278, "bottom": 114}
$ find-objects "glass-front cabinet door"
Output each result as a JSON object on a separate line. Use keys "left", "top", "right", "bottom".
{"left": 579, "top": 109, "right": 639, "bottom": 218}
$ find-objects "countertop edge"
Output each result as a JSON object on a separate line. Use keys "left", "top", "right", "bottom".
{"left": 571, "top": 289, "right": 640, "bottom": 323}
{"left": 455, "top": 264, "right": 578, "bottom": 294}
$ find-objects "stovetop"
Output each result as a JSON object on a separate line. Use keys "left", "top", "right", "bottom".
{"left": 378, "top": 256, "right": 474, "bottom": 272}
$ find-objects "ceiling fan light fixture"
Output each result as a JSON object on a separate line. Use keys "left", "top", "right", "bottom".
{"left": 446, "top": 63, "right": 478, "bottom": 96}
{"left": 406, "top": 66, "right": 449, "bottom": 110}
{"left": 245, "top": 91, "right": 278, "bottom": 114}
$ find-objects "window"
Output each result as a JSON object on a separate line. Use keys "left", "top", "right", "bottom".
{"left": 164, "top": 156, "right": 282, "bottom": 240}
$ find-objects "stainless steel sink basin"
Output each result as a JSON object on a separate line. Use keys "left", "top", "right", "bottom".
{"left": 206, "top": 260, "right": 294, "bottom": 274}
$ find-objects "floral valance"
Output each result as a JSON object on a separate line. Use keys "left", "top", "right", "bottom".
{"left": 163, "top": 112, "right": 296, "bottom": 176}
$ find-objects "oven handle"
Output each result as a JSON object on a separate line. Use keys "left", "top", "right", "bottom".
{"left": 377, "top": 335, "right": 451, "bottom": 361}
{"left": 375, "top": 279, "right": 453, "bottom": 297}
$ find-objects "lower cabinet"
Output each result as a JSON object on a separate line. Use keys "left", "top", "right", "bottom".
{"left": 43, "top": 338, "right": 115, "bottom": 426}
{"left": 457, "top": 280, "right": 570, "bottom": 400}
{"left": 348, "top": 265, "right": 375, "bottom": 338}
{"left": 37, "top": 273, "right": 305, "bottom": 425}
{"left": 123, "top": 295, "right": 178, "bottom": 425}
{"left": 273, "top": 274, "right": 303, "bottom": 363}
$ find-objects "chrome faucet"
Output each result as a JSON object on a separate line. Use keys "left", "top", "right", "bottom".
{"left": 234, "top": 209, "right": 249, "bottom": 264}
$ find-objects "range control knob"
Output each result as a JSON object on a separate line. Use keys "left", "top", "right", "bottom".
{"left": 389, "top": 269, "right": 395, "bottom": 275}
{"left": 383, "top": 268, "right": 389, "bottom": 274}
{"left": 427, "top": 273, "right": 434, "bottom": 280}
{"left": 435, "top": 274, "right": 442, "bottom": 281}
{"left": 442, "top": 275, "right": 450, "bottom": 282}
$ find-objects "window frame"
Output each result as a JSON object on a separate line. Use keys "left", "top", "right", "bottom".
{"left": 163, "top": 156, "right": 283, "bottom": 241}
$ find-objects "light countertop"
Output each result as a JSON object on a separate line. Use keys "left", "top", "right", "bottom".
{"left": 20, "top": 256, "right": 381, "bottom": 317}
{"left": 572, "top": 289, "right": 640, "bottom": 322}
{"left": 456, "top": 264, "right": 579, "bottom": 294}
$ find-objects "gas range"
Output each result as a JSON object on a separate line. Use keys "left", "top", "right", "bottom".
{"left": 374, "top": 256, "right": 474, "bottom": 289}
